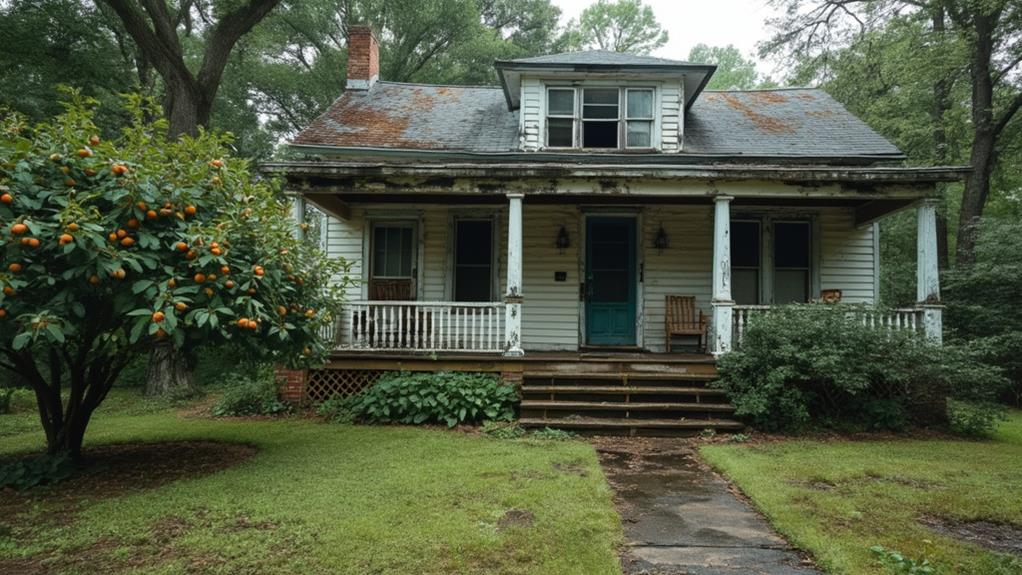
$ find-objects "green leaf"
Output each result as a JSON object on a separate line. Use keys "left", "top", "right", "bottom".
{"left": 11, "top": 333, "right": 31, "bottom": 351}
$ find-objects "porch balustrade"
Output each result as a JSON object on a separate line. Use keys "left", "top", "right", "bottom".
{"left": 339, "top": 301, "right": 506, "bottom": 353}
{"left": 732, "top": 305, "right": 925, "bottom": 348}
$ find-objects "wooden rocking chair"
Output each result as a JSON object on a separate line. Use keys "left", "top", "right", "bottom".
{"left": 665, "top": 295, "right": 707, "bottom": 353}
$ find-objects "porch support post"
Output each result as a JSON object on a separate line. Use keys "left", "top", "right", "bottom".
{"left": 290, "top": 194, "right": 306, "bottom": 241}
{"left": 504, "top": 192, "right": 524, "bottom": 356}
{"left": 711, "top": 195, "right": 735, "bottom": 355}
{"left": 916, "top": 198, "right": 943, "bottom": 344}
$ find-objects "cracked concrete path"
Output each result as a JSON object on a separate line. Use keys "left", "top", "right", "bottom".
{"left": 594, "top": 438, "right": 822, "bottom": 575}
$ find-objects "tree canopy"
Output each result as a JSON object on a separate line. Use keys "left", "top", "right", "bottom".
{"left": 559, "top": 0, "right": 667, "bottom": 54}
{"left": 688, "top": 44, "right": 775, "bottom": 90}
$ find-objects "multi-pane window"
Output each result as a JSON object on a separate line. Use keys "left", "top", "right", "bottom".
{"left": 546, "top": 86, "right": 655, "bottom": 149}
{"left": 453, "top": 219, "right": 494, "bottom": 302}
{"left": 773, "top": 222, "right": 811, "bottom": 303}
{"left": 625, "top": 89, "right": 654, "bottom": 148}
{"left": 731, "top": 221, "right": 761, "bottom": 305}
{"left": 546, "top": 88, "right": 575, "bottom": 148}
{"left": 372, "top": 224, "right": 414, "bottom": 279}
{"left": 730, "top": 218, "right": 813, "bottom": 304}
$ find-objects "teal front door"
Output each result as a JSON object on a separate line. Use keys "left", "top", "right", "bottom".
{"left": 585, "top": 216, "right": 637, "bottom": 346}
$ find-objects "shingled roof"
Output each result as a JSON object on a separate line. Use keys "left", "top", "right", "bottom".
{"left": 292, "top": 82, "right": 903, "bottom": 161}
{"left": 501, "top": 50, "right": 699, "bottom": 67}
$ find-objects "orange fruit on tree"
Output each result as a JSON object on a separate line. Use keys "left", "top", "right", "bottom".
{"left": 220, "top": 265, "right": 230, "bottom": 275}
{"left": 11, "top": 223, "right": 28, "bottom": 235}
{"left": 194, "top": 273, "right": 206, "bottom": 284}
{"left": 160, "top": 208, "right": 173, "bottom": 217}
{"left": 84, "top": 168, "right": 96, "bottom": 177}
{"left": 88, "top": 275, "right": 101, "bottom": 285}
{"left": 2, "top": 286, "right": 13, "bottom": 296}
{"left": 184, "top": 205, "right": 197, "bottom": 216}
{"left": 155, "top": 329, "right": 167, "bottom": 339}
{"left": 208, "top": 273, "right": 217, "bottom": 282}
{"left": 67, "top": 222, "right": 79, "bottom": 232}
{"left": 64, "top": 178, "right": 76, "bottom": 187}
{"left": 116, "top": 229, "right": 127, "bottom": 239}
{"left": 76, "top": 147, "right": 92, "bottom": 158}
{"left": 277, "top": 306, "right": 287, "bottom": 316}
{"left": 120, "top": 236, "right": 135, "bottom": 247}
{"left": 89, "top": 135, "right": 100, "bottom": 146}
{"left": 60, "top": 233, "right": 74, "bottom": 245}
{"left": 8, "top": 263, "right": 21, "bottom": 273}
{"left": 168, "top": 278, "right": 177, "bottom": 288}
{"left": 49, "top": 153, "right": 61, "bottom": 162}
{"left": 27, "top": 237, "right": 40, "bottom": 248}
{"left": 253, "top": 265, "right": 265, "bottom": 276}
{"left": 186, "top": 250, "right": 197, "bottom": 260}
{"left": 174, "top": 302, "right": 187, "bottom": 312}
{"left": 19, "top": 237, "right": 30, "bottom": 246}
{"left": 152, "top": 311, "right": 165, "bottom": 323}
{"left": 0, "top": 193, "right": 12, "bottom": 204}
{"left": 136, "top": 201, "right": 147, "bottom": 211}
{"left": 305, "top": 309, "right": 315, "bottom": 318}
{"left": 211, "top": 176, "right": 221, "bottom": 186}
{"left": 146, "top": 210, "right": 157, "bottom": 220}
{"left": 127, "top": 218, "right": 140, "bottom": 229}
{"left": 108, "top": 232, "right": 117, "bottom": 242}
{"left": 204, "top": 287, "right": 214, "bottom": 297}
{"left": 210, "top": 159, "right": 224, "bottom": 168}
{"left": 175, "top": 241, "right": 188, "bottom": 252}
{"left": 111, "top": 268, "right": 126, "bottom": 280}
{"left": 0, "top": 308, "right": 6, "bottom": 319}
{"left": 247, "top": 288, "right": 256, "bottom": 295}
{"left": 211, "top": 247, "right": 222, "bottom": 256}
{"left": 224, "top": 280, "right": 235, "bottom": 289}
{"left": 111, "top": 164, "right": 128, "bottom": 176}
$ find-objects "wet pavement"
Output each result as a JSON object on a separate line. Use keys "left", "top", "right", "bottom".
{"left": 594, "top": 439, "right": 822, "bottom": 575}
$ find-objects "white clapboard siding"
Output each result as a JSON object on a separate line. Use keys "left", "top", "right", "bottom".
{"left": 521, "top": 205, "right": 582, "bottom": 350}
{"left": 520, "top": 77, "right": 543, "bottom": 151}
{"left": 819, "top": 210, "right": 877, "bottom": 303}
{"left": 660, "top": 82, "right": 683, "bottom": 152}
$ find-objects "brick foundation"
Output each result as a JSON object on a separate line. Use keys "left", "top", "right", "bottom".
{"left": 275, "top": 366, "right": 308, "bottom": 405}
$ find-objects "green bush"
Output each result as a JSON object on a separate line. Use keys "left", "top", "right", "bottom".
{"left": 316, "top": 395, "right": 357, "bottom": 424}
{"left": 0, "top": 452, "right": 74, "bottom": 490}
{"left": 347, "top": 371, "right": 517, "bottom": 427}
{"left": 946, "top": 399, "right": 1007, "bottom": 438}
{"left": 0, "top": 387, "right": 35, "bottom": 415}
{"left": 714, "top": 305, "right": 1006, "bottom": 433}
{"left": 481, "top": 419, "right": 527, "bottom": 439}
{"left": 211, "top": 365, "right": 290, "bottom": 417}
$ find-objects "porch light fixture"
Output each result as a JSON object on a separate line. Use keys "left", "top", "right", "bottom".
{"left": 555, "top": 226, "right": 571, "bottom": 253}
{"left": 653, "top": 224, "right": 670, "bottom": 254}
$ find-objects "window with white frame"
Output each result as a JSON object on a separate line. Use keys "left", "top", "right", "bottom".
{"left": 369, "top": 221, "right": 416, "bottom": 300}
{"left": 452, "top": 219, "right": 494, "bottom": 302}
{"left": 730, "top": 218, "right": 814, "bottom": 304}
{"left": 545, "top": 86, "right": 655, "bottom": 149}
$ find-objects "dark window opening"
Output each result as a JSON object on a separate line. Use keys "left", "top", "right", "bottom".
{"left": 773, "top": 222, "right": 811, "bottom": 303}
{"left": 454, "top": 220, "right": 493, "bottom": 302}
{"left": 731, "top": 220, "right": 761, "bottom": 305}
{"left": 583, "top": 121, "right": 618, "bottom": 148}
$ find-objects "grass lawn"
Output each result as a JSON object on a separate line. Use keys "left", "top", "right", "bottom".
{"left": 0, "top": 390, "right": 622, "bottom": 575}
{"left": 701, "top": 412, "right": 1022, "bottom": 575}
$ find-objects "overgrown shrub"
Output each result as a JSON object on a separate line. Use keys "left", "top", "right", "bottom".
{"left": 0, "top": 453, "right": 74, "bottom": 490}
{"left": 211, "top": 364, "right": 290, "bottom": 417}
{"left": 714, "top": 305, "right": 1006, "bottom": 433}
{"left": 0, "top": 387, "right": 35, "bottom": 415}
{"left": 946, "top": 400, "right": 1007, "bottom": 438}
{"left": 347, "top": 371, "right": 517, "bottom": 427}
{"left": 315, "top": 395, "right": 357, "bottom": 424}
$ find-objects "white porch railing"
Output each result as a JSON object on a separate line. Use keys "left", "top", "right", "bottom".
{"left": 339, "top": 301, "right": 506, "bottom": 353}
{"left": 732, "top": 305, "right": 924, "bottom": 348}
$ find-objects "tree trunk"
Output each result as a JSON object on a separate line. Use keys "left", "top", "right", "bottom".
{"left": 931, "top": 7, "right": 952, "bottom": 271}
{"left": 144, "top": 341, "right": 196, "bottom": 397}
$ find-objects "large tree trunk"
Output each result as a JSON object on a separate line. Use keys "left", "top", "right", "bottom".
{"left": 931, "top": 7, "right": 952, "bottom": 270}
{"left": 145, "top": 341, "right": 196, "bottom": 397}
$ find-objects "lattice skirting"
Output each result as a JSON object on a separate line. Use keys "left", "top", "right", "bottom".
{"left": 304, "top": 369, "right": 385, "bottom": 403}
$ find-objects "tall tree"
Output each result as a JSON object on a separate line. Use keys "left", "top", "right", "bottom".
{"left": 688, "top": 44, "right": 773, "bottom": 90}
{"left": 559, "top": 0, "right": 667, "bottom": 54}
{"left": 763, "top": 0, "right": 1022, "bottom": 266}
{"left": 98, "top": 0, "right": 284, "bottom": 138}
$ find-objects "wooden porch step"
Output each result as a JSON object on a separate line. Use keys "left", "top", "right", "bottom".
{"left": 521, "top": 400, "right": 734, "bottom": 412}
{"left": 520, "top": 416, "right": 744, "bottom": 431}
{"left": 521, "top": 385, "right": 726, "bottom": 396}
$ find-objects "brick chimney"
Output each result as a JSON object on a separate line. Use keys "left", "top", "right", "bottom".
{"left": 346, "top": 25, "right": 379, "bottom": 91}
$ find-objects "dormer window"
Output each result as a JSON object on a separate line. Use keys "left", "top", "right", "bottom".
{"left": 545, "top": 86, "right": 655, "bottom": 150}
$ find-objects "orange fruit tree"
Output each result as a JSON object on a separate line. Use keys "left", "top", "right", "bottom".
{"left": 0, "top": 91, "right": 354, "bottom": 460}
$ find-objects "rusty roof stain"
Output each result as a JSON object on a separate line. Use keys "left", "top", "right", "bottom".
{"left": 716, "top": 93, "right": 795, "bottom": 134}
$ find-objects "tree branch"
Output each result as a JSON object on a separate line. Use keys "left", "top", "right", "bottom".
{"left": 196, "top": 0, "right": 284, "bottom": 100}
{"left": 993, "top": 90, "right": 1022, "bottom": 137}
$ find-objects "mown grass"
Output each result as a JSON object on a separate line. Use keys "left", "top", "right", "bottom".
{"left": 0, "top": 390, "right": 623, "bottom": 574}
{"left": 701, "top": 412, "right": 1022, "bottom": 575}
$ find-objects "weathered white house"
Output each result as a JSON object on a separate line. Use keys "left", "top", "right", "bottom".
{"left": 267, "top": 27, "right": 966, "bottom": 433}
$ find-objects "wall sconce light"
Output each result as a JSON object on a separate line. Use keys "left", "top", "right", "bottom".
{"left": 653, "top": 224, "right": 670, "bottom": 254}
{"left": 555, "top": 226, "right": 571, "bottom": 253}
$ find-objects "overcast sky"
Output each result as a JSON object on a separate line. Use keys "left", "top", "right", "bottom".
{"left": 552, "top": 0, "right": 784, "bottom": 75}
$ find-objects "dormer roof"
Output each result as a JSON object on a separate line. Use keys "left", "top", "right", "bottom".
{"left": 494, "top": 50, "right": 716, "bottom": 111}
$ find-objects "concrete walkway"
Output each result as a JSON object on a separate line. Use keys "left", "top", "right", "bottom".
{"left": 594, "top": 438, "right": 822, "bottom": 575}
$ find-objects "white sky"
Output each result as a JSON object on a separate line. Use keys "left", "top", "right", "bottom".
{"left": 552, "top": 0, "right": 784, "bottom": 76}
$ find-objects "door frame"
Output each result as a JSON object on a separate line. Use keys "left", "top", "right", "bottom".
{"left": 579, "top": 210, "right": 643, "bottom": 348}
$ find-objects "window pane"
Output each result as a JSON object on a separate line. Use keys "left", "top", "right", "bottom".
{"left": 774, "top": 270, "right": 809, "bottom": 303}
{"left": 456, "top": 221, "right": 492, "bottom": 265}
{"left": 583, "top": 88, "right": 618, "bottom": 105}
{"left": 399, "top": 227, "right": 413, "bottom": 276}
{"left": 774, "top": 222, "right": 810, "bottom": 268}
{"left": 627, "top": 90, "right": 653, "bottom": 118}
{"left": 731, "top": 221, "right": 760, "bottom": 267}
{"left": 626, "top": 121, "right": 651, "bottom": 147}
{"left": 547, "top": 89, "right": 574, "bottom": 115}
{"left": 455, "top": 268, "right": 491, "bottom": 302}
{"left": 547, "top": 118, "right": 574, "bottom": 147}
{"left": 583, "top": 105, "right": 619, "bottom": 119}
{"left": 583, "top": 121, "right": 618, "bottom": 148}
{"left": 373, "top": 225, "right": 413, "bottom": 278}
{"left": 733, "top": 269, "right": 759, "bottom": 305}
{"left": 373, "top": 227, "right": 387, "bottom": 276}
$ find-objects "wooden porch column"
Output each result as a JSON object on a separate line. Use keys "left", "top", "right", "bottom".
{"left": 504, "top": 193, "right": 524, "bottom": 356}
{"left": 711, "top": 195, "right": 734, "bottom": 355}
{"left": 290, "top": 194, "right": 306, "bottom": 241}
{"left": 916, "top": 198, "right": 943, "bottom": 344}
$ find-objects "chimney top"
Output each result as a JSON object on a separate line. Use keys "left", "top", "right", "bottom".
{"left": 347, "top": 26, "right": 379, "bottom": 91}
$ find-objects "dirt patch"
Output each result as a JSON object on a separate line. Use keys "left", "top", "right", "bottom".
{"left": 497, "top": 509, "right": 534, "bottom": 531}
{"left": 920, "top": 516, "right": 1022, "bottom": 557}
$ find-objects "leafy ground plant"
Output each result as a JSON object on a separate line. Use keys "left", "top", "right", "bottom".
{"left": 0, "top": 452, "right": 73, "bottom": 490}
{"left": 347, "top": 371, "right": 517, "bottom": 427}
{"left": 211, "top": 365, "right": 289, "bottom": 417}
{"left": 870, "top": 545, "right": 935, "bottom": 575}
